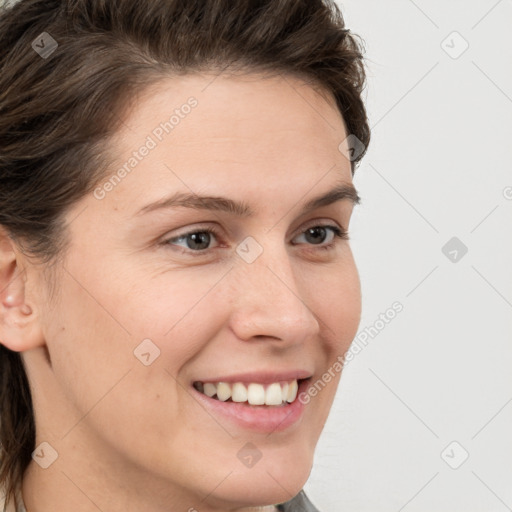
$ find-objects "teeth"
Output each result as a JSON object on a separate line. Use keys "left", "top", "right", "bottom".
{"left": 195, "top": 379, "right": 301, "bottom": 406}
{"left": 203, "top": 383, "right": 217, "bottom": 397}
{"left": 247, "top": 383, "right": 266, "bottom": 405}
{"left": 287, "top": 379, "right": 298, "bottom": 403}
{"left": 232, "top": 382, "right": 248, "bottom": 402}
{"left": 216, "top": 382, "right": 231, "bottom": 401}
{"left": 265, "top": 383, "right": 284, "bottom": 405}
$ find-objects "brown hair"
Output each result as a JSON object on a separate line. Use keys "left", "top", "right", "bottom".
{"left": 0, "top": 0, "right": 370, "bottom": 507}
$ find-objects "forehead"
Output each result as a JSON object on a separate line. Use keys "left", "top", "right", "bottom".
{"left": 96, "top": 72, "right": 352, "bottom": 211}
{"left": 115, "top": 71, "right": 346, "bottom": 154}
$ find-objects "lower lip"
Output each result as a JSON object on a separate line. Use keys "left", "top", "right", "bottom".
{"left": 190, "top": 379, "right": 310, "bottom": 434}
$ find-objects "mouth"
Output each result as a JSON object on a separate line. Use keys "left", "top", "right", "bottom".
{"left": 192, "top": 379, "right": 305, "bottom": 407}
{"left": 190, "top": 371, "right": 312, "bottom": 432}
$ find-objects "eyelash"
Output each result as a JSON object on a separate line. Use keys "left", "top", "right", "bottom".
{"left": 162, "top": 223, "right": 349, "bottom": 257}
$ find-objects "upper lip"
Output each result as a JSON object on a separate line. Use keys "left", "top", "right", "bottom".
{"left": 193, "top": 369, "right": 313, "bottom": 385}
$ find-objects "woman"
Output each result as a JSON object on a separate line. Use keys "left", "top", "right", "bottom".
{"left": 0, "top": 0, "right": 370, "bottom": 510}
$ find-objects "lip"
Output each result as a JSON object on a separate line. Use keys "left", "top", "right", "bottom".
{"left": 193, "top": 369, "right": 313, "bottom": 385}
{"left": 190, "top": 377, "right": 312, "bottom": 434}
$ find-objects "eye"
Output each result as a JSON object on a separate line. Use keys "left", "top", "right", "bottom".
{"left": 292, "top": 224, "right": 348, "bottom": 250}
{"left": 164, "top": 226, "right": 220, "bottom": 254}
{"left": 162, "top": 223, "right": 349, "bottom": 256}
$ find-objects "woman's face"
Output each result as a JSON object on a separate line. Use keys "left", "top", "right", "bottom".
{"left": 24, "top": 73, "right": 361, "bottom": 510}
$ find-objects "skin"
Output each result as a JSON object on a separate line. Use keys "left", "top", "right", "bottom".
{"left": 0, "top": 72, "right": 361, "bottom": 512}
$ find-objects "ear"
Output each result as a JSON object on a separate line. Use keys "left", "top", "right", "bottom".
{"left": 0, "top": 226, "right": 45, "bottom": 352}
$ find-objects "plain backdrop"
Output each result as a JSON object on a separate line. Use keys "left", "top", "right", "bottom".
{"left": 304, "top": 1, "right": 512, "bottom": 511}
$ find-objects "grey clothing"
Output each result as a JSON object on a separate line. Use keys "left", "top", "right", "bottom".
{"left": 277, "top": 490, "right": 321, "bottom": 512}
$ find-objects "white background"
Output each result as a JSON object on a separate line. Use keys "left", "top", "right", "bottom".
{"left": 305, "top": 1, "right": 512, "bottom": 511}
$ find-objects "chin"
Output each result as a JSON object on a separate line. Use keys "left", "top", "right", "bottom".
{"left": 201, "top": 450, "right": 313, "bottom": 508}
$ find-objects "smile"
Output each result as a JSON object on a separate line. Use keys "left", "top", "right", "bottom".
{"left": 190, "top": 372, "right": 312, "bottom": 432}
{"left": 193, "top": 379, "right": 300, "bottom": 406}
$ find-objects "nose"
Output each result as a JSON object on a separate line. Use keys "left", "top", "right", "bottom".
{"left": 227, "top": 241, "right": 321, "bottom": 346}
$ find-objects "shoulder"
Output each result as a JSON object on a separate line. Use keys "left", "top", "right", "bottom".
{"left": 277, "top": 489, "right": 321, "bottom": 512}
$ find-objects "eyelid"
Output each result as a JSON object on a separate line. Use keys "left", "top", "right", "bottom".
{"left": 298, "top": 218, "right": 343, "bottom": 232}
{"left": 167, "top": 218, "right": 345, "bottom": 241}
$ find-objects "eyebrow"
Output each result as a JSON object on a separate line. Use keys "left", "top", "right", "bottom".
{"left": 135, "top": 182, "right": 360, "bottom": 218}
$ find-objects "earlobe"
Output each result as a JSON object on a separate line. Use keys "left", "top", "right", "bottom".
{"left": 0, "top": 227, "right": 45, "bottom": 352}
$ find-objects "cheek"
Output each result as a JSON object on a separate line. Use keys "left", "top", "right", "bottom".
{"left": 306, "top": 253, "right": 361, "bottom": 351}
{"left": 118, "top": 266, "right": 231, "bottom": 363}
{"left": 38, "top": 263, "right": 147, "bottom": 433}
{"left": 39, "top": 271, "right": 190, "bottom": 463}
{"left": 293, "top": 255, "right": 361, "bottom": 419}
